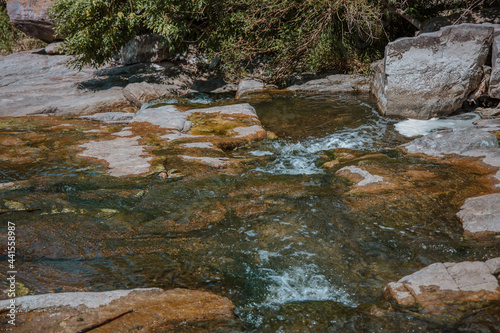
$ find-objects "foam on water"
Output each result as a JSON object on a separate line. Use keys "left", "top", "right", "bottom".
{"left": 264, "top": 266, "right": 354, "bottom": 306}
{"left": 253, "top": 109, "right": 395, "bottom": 175}
{"left": 395, "top": 112, "right": 480, "bottom": 137}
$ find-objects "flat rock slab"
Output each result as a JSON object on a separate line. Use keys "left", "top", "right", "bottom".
{"left": 384, "top": 259, "right": 500, "bottom": 313}
{"left": 457, "top": 193, "right": 500, "bottom": 236}
{"left": 78, "top": 136, "right": 152, "bottom": 177}
{"left": 287, "top": 74, "right": 371, "bottom": 93}
{"left": 402, "top": 127, "right": 499, "bottom": 157}
{"left": 0, "top": 288, "right": 235, "bottom": 332}
{"left": 79, "top": 103, "right": 266, "bottom": 174}
{"left": 0, "top": 51, "right": 132, "bottom": 116}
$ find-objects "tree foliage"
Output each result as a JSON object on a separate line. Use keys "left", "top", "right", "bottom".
{"left": 49, "top": 0, "right": 496, "bottom": 81}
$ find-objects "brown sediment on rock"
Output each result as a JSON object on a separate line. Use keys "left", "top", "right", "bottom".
{"left": 0, "top": 288, "right": 235, "bottom": 332}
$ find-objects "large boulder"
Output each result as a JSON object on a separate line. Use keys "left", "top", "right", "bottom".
{"left": 119, "top": 34, "right": 170, "bottom": 66}
{"left": 384, "top": 259, "right": 500, "bottom": 313}
{"left": 489, "top": 28, "right": 500, "bottom": 98}
{"left": 374, "top": 24, "right": 494, "bottom": 119}
{"left": 6, "top": 0, "right": 58, "bottom": 43}
{"left": 287, "top": 74, "right": 371, "bottom": 93}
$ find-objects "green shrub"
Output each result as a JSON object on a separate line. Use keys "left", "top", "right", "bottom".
{"left": 49, "top": 0, "right": 492, "bottom": 82}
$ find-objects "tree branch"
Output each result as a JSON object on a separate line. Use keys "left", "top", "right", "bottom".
{"left": 380, "top": 0, "right": 423, "bottom": 31}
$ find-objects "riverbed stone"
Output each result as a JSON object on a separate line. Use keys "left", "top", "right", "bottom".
{"left": 287, "top": 74, "right": 371, "bottom": 93}
{"left": 374, "top": 24, "right": 494, "bottom": 119}
{"left": 123, "top": 82, "right": 176, "bottom": 107}
{"left": 6, "top": 0, "right": 58, "bottom": 43}
{"left": 78, "top": 136, "right": 152, "bottom": 177}
{"left": 402, "top": 127, "right": 499, "bottom": 157}
{"left": 384, "top": 259, "right": 500, "bottom": 313}
{"left": 0, "top": 288, "right": 235, "bottom": 332}
{"left": 456, "top": 193, "right": 500, "bottom": 236}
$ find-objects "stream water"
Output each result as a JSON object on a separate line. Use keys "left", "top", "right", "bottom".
{"left": 1, "top": 93, "right": 499, "bottom": 332}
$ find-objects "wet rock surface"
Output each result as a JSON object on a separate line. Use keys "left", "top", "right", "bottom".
{"left": 457, "top": 193, "right": 500, "bottom": 236}
{"left": 374, "top": 24, "right": 494, "bottom": 119}
{"left": 77, "top": 103, "right": 266, "bottom": 176}
{"left": 402, "top": 127, "right": 499, "bottom": 158}
{"left": 0, "top": 288, "right": 236, "bottom": 332}
{"left": 384, "top": 259, "right": 500, "bottom": 313}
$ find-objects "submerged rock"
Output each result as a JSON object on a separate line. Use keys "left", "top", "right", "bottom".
{"left": 287, "top": 74, "right": 371, "bottom": 93}
{"left": 457, "top": 193, "right": 500, "bottom": 237}
{"left": 336, "top": 166, "right": 384, "bottom": 186}
{"left": 384, "top": 259, "right": 500, "bottom": 313}
{"left": 78, "top": 136, "right": 152, "bottom": 177}
{"left": 374, "top": 24, "right": 494, "bottom": 119}
{"left": 0, "top": 288, "right": 235, "bottom": 332}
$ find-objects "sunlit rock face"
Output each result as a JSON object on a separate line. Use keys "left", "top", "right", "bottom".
{"left": 384, "top": 259, "right": 500, "bottom": 313}
{"left": 0, "top": 288, "right": 236, "bottom": 332}
{"left": 374, "top": 24, "right": 494, "bottom": 119}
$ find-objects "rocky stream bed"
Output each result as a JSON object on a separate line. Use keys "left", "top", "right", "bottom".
{"left": 1, "top": 22, "right": 500, "bottom": 332}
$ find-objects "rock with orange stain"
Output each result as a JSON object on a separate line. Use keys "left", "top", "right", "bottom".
{"left": 384, "top": 259, "right": 500, "bottom": 314}
{"left": 0, "top": 288, "right": 236, "bottom": 332}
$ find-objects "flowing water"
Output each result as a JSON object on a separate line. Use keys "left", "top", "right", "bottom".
{"left": 1, "top": 93, "right": 499, "bottom": 332}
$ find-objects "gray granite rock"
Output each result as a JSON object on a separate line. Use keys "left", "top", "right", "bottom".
{"left": 6, "top": 0, "right": 58, "bottom": 43}
{"left": 119, "top": 34, "right": 169, "bottom": 65}
{"left": 0, "top": 51, "right": 133, "bottom": 116}
{"left": 402, "top": 127, "right": 499, "bottom": 157}
{"left": 489, "top": 28, "right": 500, "bottom": 98}
{"left": 123, "top": 82, "right": 176, "bottom": 107}
{"left": 374, "top": 24, "right": 494, "bottom": 119}
{"left": 457, "top": 193, "right": 500, "bottom": 236}
{"left": 287, "top": 74, "right": 371, "bottom": 93}
{"left": 236, "top": 79, "right": 265, "bottom": 98}
{"left": 384, "top": 259, "right": 500, "bottom": 312}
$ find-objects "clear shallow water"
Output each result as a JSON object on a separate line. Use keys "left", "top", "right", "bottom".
{"left": 0, "top": 94, "right": 499, "bottom": 332}
{"left": 243, "top": 94, "right": 399, "bottom": 175}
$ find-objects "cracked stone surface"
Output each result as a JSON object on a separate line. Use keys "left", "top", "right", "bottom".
{"left": 384, "top": 259, "right": 500, "bottom": 313}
